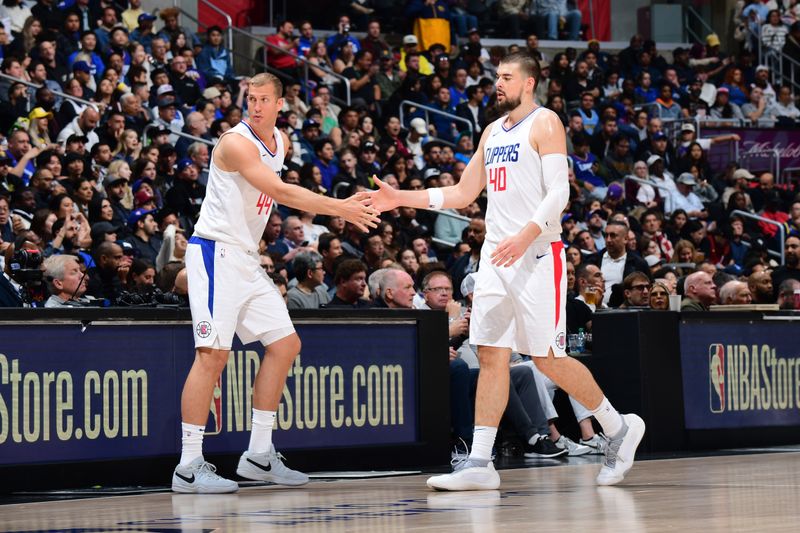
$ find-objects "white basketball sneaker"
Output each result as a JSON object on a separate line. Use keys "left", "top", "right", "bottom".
{"left": 172, "top": 457, "right": 239, "bottom": 494}
{"left": 426, "top": 458, "right": 501, "bottom": 491}
{"left": 596, "top": 414, "right": 646, "bottom": 486}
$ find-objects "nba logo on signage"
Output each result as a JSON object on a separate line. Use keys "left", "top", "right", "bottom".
{"left": 709, "top": 344, "right": 725, "bottom": 413}
{"left": 207, "top": 376, "right": 223, "bottom": 434}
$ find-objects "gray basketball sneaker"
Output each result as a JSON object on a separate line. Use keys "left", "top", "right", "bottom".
{"left": 236, "top": 447, "right": 309, "bottom": 486}
{"left": 172, "top": 457, "right": 239, "bottom": 494}
{"left": 426, "top": 458, "right": 501, "bottom": 491}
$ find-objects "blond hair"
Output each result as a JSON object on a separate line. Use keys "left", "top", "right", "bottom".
{"left": 248, "top": 73, "right": 283, "bottom": 97}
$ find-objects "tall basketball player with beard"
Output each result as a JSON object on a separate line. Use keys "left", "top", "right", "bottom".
{"left": 370, "top": 53, "right": 645, "bottom": 490}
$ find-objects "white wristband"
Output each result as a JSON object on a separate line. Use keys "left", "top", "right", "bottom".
{"left": 427, "top": 188, "right": 444, "bottom": 210}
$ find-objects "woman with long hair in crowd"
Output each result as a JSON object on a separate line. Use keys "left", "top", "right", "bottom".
{"left": 114, "top": 129, "right": 143, "bottom": 164}
{"left": 88, "top": 197, "right": 114, "bottom": 225}
{"left": 27, "top": 107, "right": 53, "bottom": 148}
{"left": 677, "top": 142, "right": 713, "bottom": 182}
{"left": 333, "top": 41, "right": 355, "bottom": 74}
{"left": 671, "top": 239, "right": 698, "bottom": 275}
{"left": 649, "top": 280, "right": 670, "bottom": 310}
{"left": 546, "top": 94, "right": 568, "bottom": 126}
{"left": 549, "top": 52, "right": 571, "bottom": 83}
{"left": 721, "top": 67, "right": 749, "bottom": 106}
{"left": 92, "top": 77, "right": 116, "bottom": 112}
{"left": 299, "top": 162, "right": 327, "bottom": 195}
{"left": 307, "top": 40, "right": 338, "bottom": 86}
{"left": 665, "top": 208, "right": 688, "bottom": 243}
{"left": 30, "top": 208, "right": 56, "bottom": 244}
{"left": 71, "top": 177, "right": 94, "bottom": 220}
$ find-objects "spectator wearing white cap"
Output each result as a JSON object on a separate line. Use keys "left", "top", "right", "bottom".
{"left": 751, "top": 64, "right": 777, "bottom": 106}
{"left": 721, "top": 167, "right": 756, "bottom": 207}
{"left": 406, "top": 118, "right": 430, "bottom": 170}
{"left": 667, "top": 173, "right": 706, "bottom": 218}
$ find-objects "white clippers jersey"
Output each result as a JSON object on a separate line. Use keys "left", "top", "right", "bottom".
{"left": 483, "top": 106, "right": 561, "bottom": 246}
{"left": 193, "top": 121, "right": 284, "bottom": 250}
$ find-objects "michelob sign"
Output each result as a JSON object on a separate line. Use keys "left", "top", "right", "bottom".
{"left": 681, "top": 321, "right": 800, "bottom": 429}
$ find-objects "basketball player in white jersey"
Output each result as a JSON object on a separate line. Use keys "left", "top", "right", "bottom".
{"left": 370, "top": 53, "right": 645, "bottom": 490}
{"left": 172, "top": 73, "right": 380, "bottom": 493}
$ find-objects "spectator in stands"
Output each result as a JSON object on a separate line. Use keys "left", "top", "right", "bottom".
{"left": 776, "top": 279, "right": 800, "bottom": 309}
{"left": 455, "top": 85, "right": 485, "bottom": 143}
{"left": 748, "top": 270, "right": 774, "bottom": 304}
{"left": 762, "top": 9, "right": 789, "bottom": 52}
{"left": 681, "top": 270, "right": 716, "bottom": 311}
{"left": 125, "top": 208, "right": 160, "bottom": 264}
{"left": 667, "top": 173, "right": 707, "bottom": 219}
{"left": 768, "top": 85, "right": 800, "bottom": 123}
{"left": 6, "top": 130, "right": 37, "bottom": 185}
{"left": 710, "top": 87, "right": 745, "bottom": 121}
{"left": 196, "top": 26, "right": 233, "bottom": 82}
{"left": 43, "top": 254, "right": 89, "bottom": 307}
{"left": 318, "top": 232, "right": 343, "bottom": 290}
{"left": 327, "top": 258, "right": 371, "bottom": 307}
{"left": 57, "top": 107, "right": 100, "bottom": 149}
{"left": 287, "top": 251, "right": 330, "bottom": 309}
{"left": 618, "top": 271, "right": 651, "bottom": 309}
{"left": 719, "top": 280, "right": 752, "bottom": 305}
{"left": 586, "top": 220, "right": 649, "bottom": 305}
{"left": 772, "top": 236, "right": 800, "bottom": 299}
{"left": 721, "top": 168, "right": 756, "bottom": 208}
{"left": 85, "top": 241, "right": 126, "bottom": 303}
{"left": 649, "top": 280, "right": 670, "bottom": 310}
{"left": 654, "top": 81, "right": 682, "bottom": 119}
{"left": 536, "top": 0, "right": 582, "bottom": 40}
{"left": 377, "top": 268, "right": 416, "bottom": 308}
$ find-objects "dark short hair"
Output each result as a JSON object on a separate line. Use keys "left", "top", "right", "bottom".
{"left": 499, "top": 52, "right": 541, "bottom": 90}
{"left": 334, "top": 258, "right": 367, "bottom": 285}
{"left": 623, "top": 271, "right": 651, "bottom": 290}
{"left": 318, "top": 232, "right": 339, "bottom": 254}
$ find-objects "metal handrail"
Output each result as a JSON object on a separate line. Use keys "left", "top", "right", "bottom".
{"left": 231, "top": 26, "right": 352, "bottom": 106}
{"left": 731, "top": 209, "right": 785, "bottom": 265}
{"left": 686, "top": 5, "right": 716, "bottom": 39}
{"left": 175, "top": 0, "right": 233, "bottom": 51}
{"left": 142, "top": 123, "right": 214, "bottom": 148}
{"left": 623, "top": 175, "right": 674, "bottom": 193}
{"left": 399, "top": 100, "right": 473, "bottom": 136}
{"left": 0, "top": 71, "right": 96, "bottom": 109}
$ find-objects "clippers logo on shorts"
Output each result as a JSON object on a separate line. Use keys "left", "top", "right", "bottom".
{"left": 207, "top": 377, "right": 223, "bottom": 435}
{"left": 709, "top": 343, "right": 725, "bottom": 413}
{"left": 555, "top": 332, "right": 566, "bottom": 351}
{"left": 196, "top": 321, "right": 213, "bottom": 339}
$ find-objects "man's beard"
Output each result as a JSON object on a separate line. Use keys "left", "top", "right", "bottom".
{"left": 787, "top": 254, "right": 799, "bottom": 268}
{"left": 497, "top": 93, "right": 521, "bottom": 113}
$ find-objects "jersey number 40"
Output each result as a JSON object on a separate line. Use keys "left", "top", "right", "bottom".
{"left": 487, "top": 166, "right": 507, "bottom": 192}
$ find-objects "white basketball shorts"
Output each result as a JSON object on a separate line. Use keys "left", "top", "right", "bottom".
{"left": 186, "top": 236, "right": 295, "bottom": 349}
{"left": 469, "top": 239, "right": 567, "bottom": 357}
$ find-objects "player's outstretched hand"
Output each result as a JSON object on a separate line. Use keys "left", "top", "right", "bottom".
{"left": 367, "top": 176, "right": 400, "bottom": 213}
{"left": 490, "top": 230, "right": 537, "bottom": 268}
{"left": 342, "top": 191, "right": 380, "bottom": 232}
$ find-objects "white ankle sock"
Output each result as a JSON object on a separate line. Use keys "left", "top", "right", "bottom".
{"left": 591, "top": 397, "right": 623, "bottom": 438}
{"left": 469, "top": 426, "right": 497, "bottom": 462}
{"left": 527, "top": 433, "right": 543, "bottom": 445}
{"left": 179, "top": 422, "right": 205, "bottom": 466}
{"left": 248, "top": 408, "right": 276, "bottom": 454}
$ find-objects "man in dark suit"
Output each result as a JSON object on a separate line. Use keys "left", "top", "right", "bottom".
{"left": 584, "top": 220, "right": 649, "bottom": 306}
{"left": 455, "top": 85, "right": 486, "bottom": 145}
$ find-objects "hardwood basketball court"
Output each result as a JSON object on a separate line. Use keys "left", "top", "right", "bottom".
{"left": 3, "top": 450, "right": 800, "bottom": 532}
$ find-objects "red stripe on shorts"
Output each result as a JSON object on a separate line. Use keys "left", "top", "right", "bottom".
{"left": 551, "top": 241, "right": 564, "bottom": 329}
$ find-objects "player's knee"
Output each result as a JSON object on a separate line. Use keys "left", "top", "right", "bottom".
{"left": 196, "top": 348, "right": 229, "bottom": 374}
{"left": 271, "top": 333, "right": 301, "bottom": 361}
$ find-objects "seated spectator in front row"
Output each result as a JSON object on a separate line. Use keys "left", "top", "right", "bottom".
{"left": 718, "top": 280, "right": 752, "bottom": 305}
{"left": 681, "top": 271, "right": 717, "bottom": 311}
{"left": 378, "top": 268, "right": 417, "bottom": 309}
{"left": 776, "top": 279, "right": 800, "bottom": 310}
{"left": 618, "top": 271, "right": 651, "bottom": 308}
{"left": 43, "top": 254, "right": 89, "bottom": 307}
{"left": 325, "top": 258, "right": 371, "bottom": 308}
{"left": 286, "top": 251, "right": 330, "bottom": 310}
{"left": 85, "top": 241, "right": 126, "bottom": 304}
